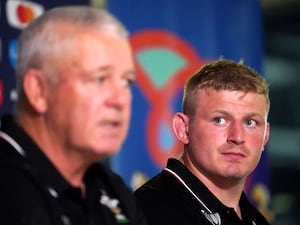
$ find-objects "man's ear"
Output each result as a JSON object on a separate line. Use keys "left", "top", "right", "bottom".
{"left": 172, "top": 112, "right": 189, "bottom": 144}
{"left": 23, "top": 69, "right": 48, "bottom": 114}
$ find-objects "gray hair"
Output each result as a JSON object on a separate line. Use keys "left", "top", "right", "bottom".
{"left": 15, "top": 6, "right": 129, "bottom": 111}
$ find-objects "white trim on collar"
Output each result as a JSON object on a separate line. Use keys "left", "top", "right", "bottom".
{"left": 164, "top": 167, "right": 222, "bottom": 225}
{"left": 0, "top": 131, "right": 25, "bottom": 157}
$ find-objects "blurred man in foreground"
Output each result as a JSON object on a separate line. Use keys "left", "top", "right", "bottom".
{"left": 0, "top": 5, "right": 146, "bottom": 225}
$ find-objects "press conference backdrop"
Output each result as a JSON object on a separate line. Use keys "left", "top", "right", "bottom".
{"left": 0, "top": 0, "right": 272, "bottom": 222}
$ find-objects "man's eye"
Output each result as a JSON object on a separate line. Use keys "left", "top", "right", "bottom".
{"left": 122, "top": 78, "right": 135, "bottom": 87}
{"left": 94, "top": 76, "right": 106, "bottom": 83}
{"left": 246, "top": 119, "right": 256, "bottom": 127}
{"left": 214, "top": 117, "right": 226, "bottom": 125}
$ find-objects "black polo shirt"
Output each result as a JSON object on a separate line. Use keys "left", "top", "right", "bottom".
{"left": 135, "top": 158, "right": 270, "bottom": 225}
{"left": 0, "top": 115, "right": 147, "bottom": 225}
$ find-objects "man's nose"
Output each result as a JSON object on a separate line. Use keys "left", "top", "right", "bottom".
{"left": 106, "top": 80, "right": 131, "bottom": 107}
{"left": 227, "top": 121, "right": 245, "bottom": 145}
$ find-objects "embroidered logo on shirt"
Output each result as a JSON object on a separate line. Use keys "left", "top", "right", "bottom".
{"left": 99, "top": 190, "right": 129, "bottom": 223}
{"left": 201, "top": 210, "right": 221, "bottom": 225}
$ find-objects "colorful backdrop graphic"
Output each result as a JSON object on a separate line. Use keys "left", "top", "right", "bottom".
{"left": 0, "top": 0, "right": 271, "bottom": 218}
{"left": 131, "top": 30, "right": 206, "bottom": 167}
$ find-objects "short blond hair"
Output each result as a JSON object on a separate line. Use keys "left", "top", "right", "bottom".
{"left": 182, "top": 59, "right": 270, "bottom": 116}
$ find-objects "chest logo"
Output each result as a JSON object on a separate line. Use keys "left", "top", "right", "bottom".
{"left": 201, "top": 210, "right": 221, "bottom": 225}
{"left": 100, "top": 190, "right": 129, "bottom": 223}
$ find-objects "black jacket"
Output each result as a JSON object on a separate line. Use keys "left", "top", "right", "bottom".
{"left": 135, "top": 158, "right": 270, "bottom": 225}
{"left": 0, "top": 115, "right": 147, "bottom": 225}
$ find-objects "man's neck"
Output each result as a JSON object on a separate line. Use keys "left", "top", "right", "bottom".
{"left": 179, "top": 155, "right": 245, "bottom": 217}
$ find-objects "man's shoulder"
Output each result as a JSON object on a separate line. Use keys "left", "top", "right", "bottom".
{"left": 134, "top": 172, "right": 203, "bottom": 225}
{"left": 0, "top": 132, "right": 44, "bottom": 197}
{"left": 134, "top": 170, "right": 179, "bottom": 204}
{"left": 0, "top": 138, "right": 41, "bottom": 195}
{"left": 0, "top": 135, "right": 26, "bottom": 170}
{"left": 0, "top": 142, "right": 49, "bottom": 224}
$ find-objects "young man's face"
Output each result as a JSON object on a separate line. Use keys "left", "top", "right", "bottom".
{"left": 175, "top": 89, "right": 269, "bottom": 184}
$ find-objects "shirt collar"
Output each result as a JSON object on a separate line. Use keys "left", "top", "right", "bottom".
{"left": 166, "top": 158, "right": 258, "bottom": 220}
{"left": 0, "top": 115, "right": 72, "bottom": 194}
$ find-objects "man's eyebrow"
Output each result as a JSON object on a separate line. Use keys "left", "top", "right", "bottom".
{"left": 211, "top": 110, "right": 231, "bottom": 116}
{"left": 93, "top": 65, "right": 113, "bottom": 73}
{"left": 211, "top": 110, "right": 263, "bottom": 118}
{"left": 125, "top": 69, "right": 137, "bottom": 78}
